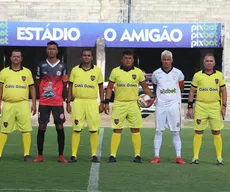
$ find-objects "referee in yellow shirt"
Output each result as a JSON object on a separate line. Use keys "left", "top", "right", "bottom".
{"left": 104, "top": 51, "right": 154, "bottom": 163}
{"left": 66, "top": 49, "right": 104, "bottom": 163}
{"left": 188, "top": 53, "right": 227, "bottom": 165}
{"left": 0, "top": 50, "right": 36, "bottom": 162}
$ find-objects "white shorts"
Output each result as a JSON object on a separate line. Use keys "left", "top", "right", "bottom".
{"left": 155, "top": 102, "right": 181, "bottom": 131}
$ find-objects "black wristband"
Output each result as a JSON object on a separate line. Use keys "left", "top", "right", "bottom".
{"left": 104, "top": 98, "right": 110, "bottom": 104}
{"left": 100, "top": 101, "right": 105, "bottom": 104}
{"left": 187, "top": 101, "right": 193, "bottom": 109}
{"left": 66, "top": 100, "right": 70, "bottom": 104}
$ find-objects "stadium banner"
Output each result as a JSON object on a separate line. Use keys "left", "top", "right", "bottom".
{"left": 0, "top": 21, "right": 221, "bottom": 48}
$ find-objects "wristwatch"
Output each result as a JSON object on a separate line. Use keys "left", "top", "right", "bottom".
{"left": 223, "top": 104, "right": 227, "bottom": 107}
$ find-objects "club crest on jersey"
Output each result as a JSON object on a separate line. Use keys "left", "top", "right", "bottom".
{"left": 56, "top": 71, "right": 62, "bottom": 76}
{"left": 90, "top": 75, "right": 95, "bottom": 81}
{"left": 3, "top": 122, "right": 8, "bottom": 128}
{"left": 114, "top": 119, "right": 119, "bottom": 125}
{"left": 22, "top": 76, "right": 26, "bottom": 81}
{"left": 215, "top": 79, "right": 219, "bottom": 84}
{"left": 196, "top": 119, "right": 201, "bottom": 125}
{"left": 132, "top": 74, "right": 136, "bottom": 80}
{"left": 74, "top": 120, "right": 79, "bottom": 125}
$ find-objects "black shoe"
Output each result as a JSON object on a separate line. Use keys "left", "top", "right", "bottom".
{"left": 24, "top": 155, "right": 33, "bottom": 162}
{"left": 91, "top": 155, "right": 100, "bottom": 163}
{"left": 190, "top": 158, "right": 199, "bottom": 165}
{"left": 107, "top": 156, "right": 116, "bottom": 163}
{"left": 216, "top": 158, "right": 224, "bottom": 165}
{"left": 134, "top": 155, "right": 143, "bottom": 163}
{"left": 68, "top": 156, "right": 77, "bottom": 163}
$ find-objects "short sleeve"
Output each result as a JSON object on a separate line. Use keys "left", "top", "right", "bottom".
{"left": 109, "top": 69, "right": 116, "bottom": 82}
{"left": 219, "top": 73, "right": 226, "bottom": 87}
{"left": 0, "top": 70, "right": 4, "bottom": 84}
{"left": 191, "top": 73, "right": 199, "bottom": 88}
{"left": 27, "top": 70, "right": 35, "bottom": 86}
{"left": 178, "top": 71, "right": 185, "bottom": 82}
{"left": 97, "top": 68, "right": 103, "bottom": 84}
{"left": 152, "top": 72, "right": 157, "bottom": 85}
{"left": 139, "top": 70, "right": 145, "bottom": 82}
{"left": 69, "top": 68, "right": 75, "bottom": 83}
{"left": 62, "top": 64, "right": 68, "bottom": 82}
{"left": 36, "top": 64, "right": 41, "bottom": 80}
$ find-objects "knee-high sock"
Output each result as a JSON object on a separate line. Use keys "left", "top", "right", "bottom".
{"left": 213, "top": 134, "right": 222, "bottom": 159}
{"left": 72, "top": 132, "right": 81, "bottom": 157}
{"left": 0, "top": 133, "right": 8, "bottom": 157}
{"left": 37, "top": 129, "right": 46, "bottom": 155}
{"left": 22, "top": 133, "right": 31, "bottom": 156}
{"left": 171, "top": 131, "right": 182, "bottom": 157}
{"left": 193, "top": 133, "right": 202, "bottom": 159}
{"left": 154, "top": 131, "right": 163, "bottom": 157}
{"left": 110, "top": 133, "right": 121, "bottom": 157}
{"left": 132, "top": 132, "right": 141, "bottom": 157}
{"left": 90, "top": 132, "right": 98, "bottom": 156}
{"left": 56, "top": 128, "right": 65, "bottom": 155}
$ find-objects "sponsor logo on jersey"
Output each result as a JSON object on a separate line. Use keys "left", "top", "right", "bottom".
{"left": 117, "top": 83, "right": 137, "bottom": 87}
{"left": 42, "top": 91, "right": 56, "bottom": 98}
{"left": 160, "top": 88, "right": 176, "bottom": 94}
{"left": 199, "top": 87, "right": 218, "bottom": 92}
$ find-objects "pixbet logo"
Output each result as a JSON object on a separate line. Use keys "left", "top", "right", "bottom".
{"left": 190, "top": 23, "right": 219, "bottom": 48}
{"left": 0, "top": 21, "right": 8, "bottom": 45}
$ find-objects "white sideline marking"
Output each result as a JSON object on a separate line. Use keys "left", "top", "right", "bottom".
{"left": 86, "top": 128, "right": 104, "bottom": 192}
{"left": 0, "top": 189, "right": 86, "bottom": 192}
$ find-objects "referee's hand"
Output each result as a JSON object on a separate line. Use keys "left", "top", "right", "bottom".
{"left": 187, "top": 108, "right": 194, "bottom": 119}
{"left": 104, "top": 104, "right": 110, "bottom": 115}
{"left": 221, "top": 106, "right": 226, "bottom": 120}
{"left": 99, "top": 103, "right": 104, "bottom": 113}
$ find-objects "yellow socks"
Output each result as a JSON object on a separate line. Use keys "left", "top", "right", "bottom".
{"left": 213, "top": 134, "right": 222, "bottom": 158}
{"left": 22, "top": 133, "right": 31, "bottom": 156}
{"left": 0, "top": 133, "right": 8, "bottom": 157}
{"left": 193, "top": 133, "right": 202, "bottom": 159}
{"left": 110, "top": 132, "right": 121, "bottom": 157}
{"left": 90, "top": 132, "right": 98, "bottom": 156}
{"left": 132, "top": 132, "right": 141, "bottom": 157}
{"left": 72, "top": 131, "right": 81, "bottom": 157}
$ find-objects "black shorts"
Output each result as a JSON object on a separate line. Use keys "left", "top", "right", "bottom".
{"left": 38, "top": 105, "right": 66, "bottom": 125}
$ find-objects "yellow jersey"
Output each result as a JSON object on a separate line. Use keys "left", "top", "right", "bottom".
{"left": 109, "top": 66, "right": 145, "bottom": 102}
{"left": 191, "top": 70, "right": 225, "bottom": 103}
{"left": 0, "top": 66, "right": 34, "bottom": 102}
{"left": 69, "top": 64, "right": 103, "bottom": 99}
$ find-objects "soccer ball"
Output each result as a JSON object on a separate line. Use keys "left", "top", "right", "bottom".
{"left": 137, "top": 94, "right": 151, "bottom": 108}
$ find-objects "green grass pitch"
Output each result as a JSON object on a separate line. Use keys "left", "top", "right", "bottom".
{"left": 0, "top": 124, "right": 230, "bottom": 192}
